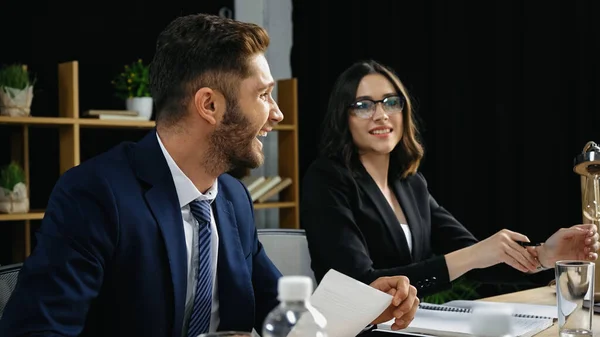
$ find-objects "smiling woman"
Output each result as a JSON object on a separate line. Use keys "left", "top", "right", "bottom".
{"left": 300, "top": 59, "right": 600, "bottom": 299}
{"left": 348, "top": 75, "right": 405, "bottom": 162}
{"left": 317, "top": 60, "right": 421, "bottom": 182}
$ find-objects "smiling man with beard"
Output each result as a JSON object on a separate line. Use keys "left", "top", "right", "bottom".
{"left": 0, "top": 13, "right": 420, "bottom": 337}
{"left": 206, "top": 89, "right": 269, "bottom": 173}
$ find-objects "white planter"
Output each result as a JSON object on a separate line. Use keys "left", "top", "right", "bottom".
{"left": 0, "top": 182, "right": 29, "bottom": 214}
{"left": 126, "top": 97, "right": 153, "bottom": 120}
{"left": 0, "top": 85, "right": 34, "bottom": 117}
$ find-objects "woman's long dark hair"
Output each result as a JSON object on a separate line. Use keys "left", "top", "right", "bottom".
{"left": 319, "top": 60, "right": 424, "bottom": 179}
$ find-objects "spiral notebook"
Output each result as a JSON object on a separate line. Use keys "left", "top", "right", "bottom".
{"left": 375, "top": 301, "right": 557, "bottom": 337}
{"left": 421, "top": 301, "right": 556, "bottom": 319}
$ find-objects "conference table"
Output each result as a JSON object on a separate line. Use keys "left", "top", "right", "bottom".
{"left": 481, "top": 285, "right": 600, "bottom": 336}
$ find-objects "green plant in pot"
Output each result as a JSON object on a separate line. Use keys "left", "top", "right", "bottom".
{"left": 111, "top": 59, "right": 153, "bottom": 121}
{"left": 423, "top": 277, "right": 481, "bottom": 304}
{"left": 0, "top": 64, "right": 36, "bottom": 117}
{"left": 0, "top": 161, "right": 29, "bottom": 213}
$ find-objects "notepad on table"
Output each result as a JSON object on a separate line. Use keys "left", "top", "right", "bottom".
{"left": 375, "top": 300, "right": 558, "bottom": 337}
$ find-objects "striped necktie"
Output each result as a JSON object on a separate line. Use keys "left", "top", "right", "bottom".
{"left": 187, "top": 199, "right": 213, "bottom": 337}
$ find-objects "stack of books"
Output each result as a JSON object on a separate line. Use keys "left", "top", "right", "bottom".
{"left": 240, "top": 175, "right": 292, "bottom": 203}
{"left": 82, "top": 110, "right": 149, "bottom": 120}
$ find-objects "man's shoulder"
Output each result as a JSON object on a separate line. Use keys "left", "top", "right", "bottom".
{"left": 217, "top": 173, "right": 250, "bottom": 200}
{"left": 57, "top": 141, "right": 136, "bottom": 190}
{"left": 218, "top": 172, "right": 244, "bottom": 186}
{"left": 218, "top": 173, "right": 246, "bottom": 190}
{"left": 217, "top": 173, "right": 256, "bottom": 232}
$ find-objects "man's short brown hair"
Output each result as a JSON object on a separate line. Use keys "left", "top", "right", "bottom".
{"left": 149, "top": 13, "right": 270, "bottom": 127}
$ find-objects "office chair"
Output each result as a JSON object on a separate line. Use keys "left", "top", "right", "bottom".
{"left": 257, "top": 229, "right": 317, "bottom": 288}
{"left": 0, "top": 263, "right": 22, "bottom": 319}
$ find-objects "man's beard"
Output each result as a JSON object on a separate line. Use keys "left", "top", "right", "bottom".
{"left": 204, "top": 99, "right": 264, "bottom": 176}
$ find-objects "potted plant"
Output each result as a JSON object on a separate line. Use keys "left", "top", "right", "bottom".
{"left": 111, "top": 59, "right": 153, "bottom": 120}
{"left": 0, "top": 162, "right": 29, "bottom": 214}
{"left": 0, "top": 64, "right": 35, "bottom": 117}
{"left": 423, "top": 276, "right": 480, "bottom": 304}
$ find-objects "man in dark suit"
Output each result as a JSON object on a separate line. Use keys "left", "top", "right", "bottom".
{"left": 0, "top": 14, "right": 419, "bottom": 337}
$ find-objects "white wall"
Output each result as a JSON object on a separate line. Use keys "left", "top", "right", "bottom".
{"left": 232, "top": 0, "right": 293, "bottom": 228}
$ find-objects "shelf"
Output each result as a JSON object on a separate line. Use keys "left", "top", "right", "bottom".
{"left": 273, "top": 124, "right": 295, "bottom": 131}
{"left": 0, "top": 210, "right": 45, "bottom": 221}
{"left": 0, "top": 116, "right": 154, "bottom": 129}
{"left": 253, "top": 201, "right": 296, "bottom": 210}
{"left": 0, "top": 203, "right": 296, "bottom": 220}
{"left": 0, "top": 116, "right": 296, "bottom": 131}
{"left": 78, "top": 119, "right": 155, "bottom": 129}
{"left": 0, "top": 116, "right": 76, "bottom": 126}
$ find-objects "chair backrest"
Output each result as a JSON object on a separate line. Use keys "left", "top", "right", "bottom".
{"left": 0, "top": 263, "right": 22, "bottom": 319}
{"left": 257, "top": 229, "right": 317, "bottom": 289}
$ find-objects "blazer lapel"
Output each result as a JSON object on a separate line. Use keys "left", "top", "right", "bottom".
{"left": 393, "top": 178, "right": 424, "bottom": 262}
{"left": 355, "top": 169, "right": 413, "bottom": 261}
{"left": 213, "top": 191, "right": 255, "bottom": 331}
{"left": 134, "top": 130, "right": 187, "bottom": 337}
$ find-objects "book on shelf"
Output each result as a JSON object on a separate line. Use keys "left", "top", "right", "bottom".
{"left": 82, "top": 110, "right": 149, "bottom": 120}
{"left": 240, "top": 175, "right": 293, "bottom": 203}
{"left": 83, "top": 109, "right": 138, "bottom": 116}
{"left": 256, "top": 177, "right": 292, "bottom": 203}
{"left": 240, "top": 175, "right": 266, "bottom": 193}
{"left": 375, "top": 300, "right": 558, "bottom": 337}
{"left": 250, "top": 176, "right": 282, "bottom": 202}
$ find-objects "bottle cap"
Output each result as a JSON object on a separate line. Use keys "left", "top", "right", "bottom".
{"left": 278, "top": 276, "right": 313, "bottom": 301}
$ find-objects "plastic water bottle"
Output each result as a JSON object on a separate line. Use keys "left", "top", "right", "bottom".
{"left": 262, "top": 276, "right": 327, "bottom": 337}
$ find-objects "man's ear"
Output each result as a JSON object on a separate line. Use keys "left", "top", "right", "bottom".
{"left": 193, "top": 87, "right": 222, "bottom": 125}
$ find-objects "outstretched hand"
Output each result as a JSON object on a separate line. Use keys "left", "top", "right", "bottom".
{"left": 369, "top": 276, "right": 419, "bottom": 330}
{"left": 527, "top": 224, "right": 599, "bottom": 268}
{"left": 469, "top": 229, "right": 540, "bottom": 273}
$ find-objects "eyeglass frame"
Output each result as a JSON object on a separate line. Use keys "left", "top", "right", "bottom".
{"left": 347, "top": 94, "right": 406, "bottom": 119}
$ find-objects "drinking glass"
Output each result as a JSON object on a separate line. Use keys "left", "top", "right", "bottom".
{"left": 555, "top": 260, "right": 595, "bottom": 337}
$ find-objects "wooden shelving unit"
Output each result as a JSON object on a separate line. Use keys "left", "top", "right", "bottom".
{"left": 0, "top": 210, "right": 45, "bottom": 221}
{"left": 0, "top": 61, "right": 300, "bottom": 263}
{"left": 270, "top": 78, "right": 300, "bottom": 229}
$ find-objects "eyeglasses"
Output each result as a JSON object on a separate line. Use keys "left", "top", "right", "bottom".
{"left": 348, "top": 95, "right": 405, "bottom": 119}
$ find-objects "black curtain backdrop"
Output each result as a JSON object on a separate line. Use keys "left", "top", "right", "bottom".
{"left": 292, "top": 0, "right": 600, "bottom": 292}
{"left": 0, "top": 0, "right": 233, "bottom": 264}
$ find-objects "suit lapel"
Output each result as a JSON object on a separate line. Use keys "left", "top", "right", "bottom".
{"left": 356, "top": 169, "right": 413, "bottom": 261}
{"left": 145, "top": 183, "right": 187, "bottom": 337}
{"left": 393, "top": 178, "right": 424, "bottom": 262}
{"left": 213, "top": 191, "right": 255, "bottom": 331}
{"left": 134, "top": 130, "right": 187, "bottom": 337}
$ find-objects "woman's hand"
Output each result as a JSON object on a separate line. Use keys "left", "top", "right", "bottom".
{"left": 469, "top": 229, "right": 540, "bottom": 273}
{"left": 527, "top": 224, "right": 599, "bottom": 268}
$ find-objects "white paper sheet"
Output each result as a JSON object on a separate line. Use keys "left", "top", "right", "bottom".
{"left": 308, "top": 269, "right": 394, "bottom": 337}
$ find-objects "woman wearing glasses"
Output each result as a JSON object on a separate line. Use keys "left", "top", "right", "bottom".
{"left": 300, "top": 59, "right": 600, "bottom": 297}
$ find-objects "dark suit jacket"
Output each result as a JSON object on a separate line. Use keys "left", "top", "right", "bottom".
{"left": 0, "top": 130, "right": 282, "bottom": 337}
{"left": 300, "top": 157, "right": 549, "bottom": 297}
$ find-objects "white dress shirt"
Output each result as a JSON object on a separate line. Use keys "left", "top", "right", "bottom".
{"left": 400, "top": 224, "right": 413, "bottom": 253}
{"left": 156, "top": 133, "right": 220, "bottom": 335}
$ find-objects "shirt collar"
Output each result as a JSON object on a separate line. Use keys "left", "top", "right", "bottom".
{"left": 156, "top": 132, "right": 218, "bottom": 208}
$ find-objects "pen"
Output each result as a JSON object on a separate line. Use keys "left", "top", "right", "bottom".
{"left": 516, "top": 241, "right": 542, "bottom": 247}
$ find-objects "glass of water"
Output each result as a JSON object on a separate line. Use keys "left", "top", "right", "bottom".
{"left": 555, "top": 260, "right": 595, "bottom": 336}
